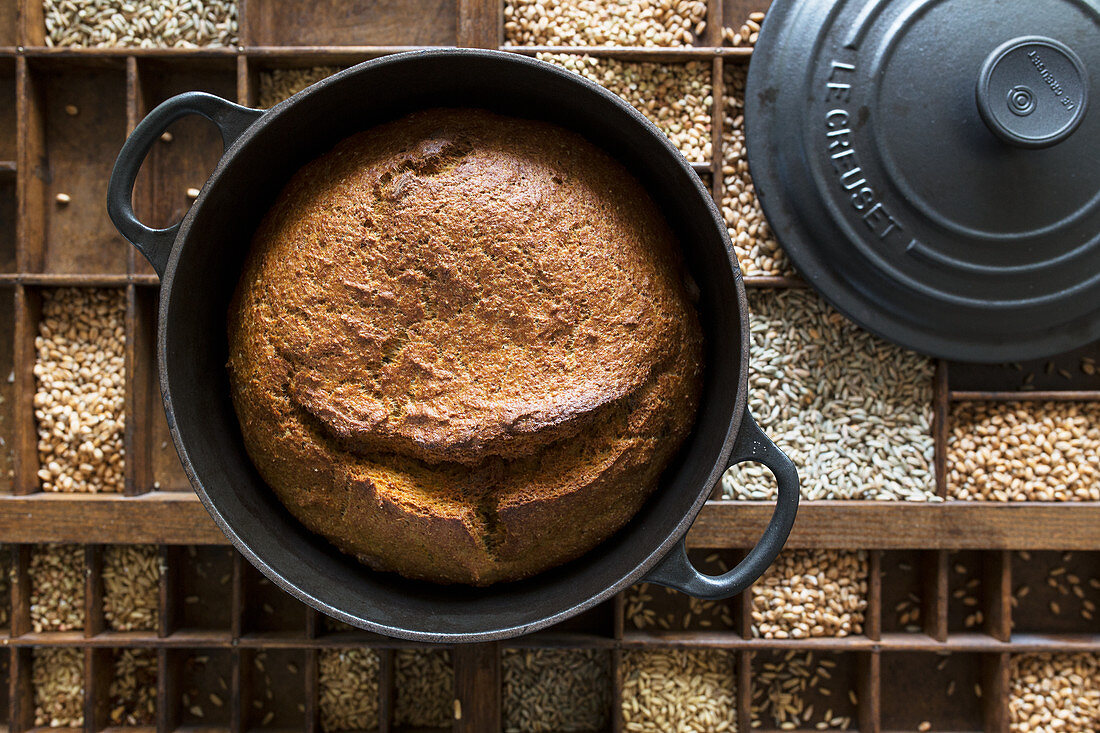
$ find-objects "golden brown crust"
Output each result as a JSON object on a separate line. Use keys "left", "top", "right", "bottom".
{"left": 228, "top": 108, "right": 704, "bottom": 585}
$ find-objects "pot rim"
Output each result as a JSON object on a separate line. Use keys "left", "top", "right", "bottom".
{"left": 155, "top": 48, "right": 752, "bottom": 642}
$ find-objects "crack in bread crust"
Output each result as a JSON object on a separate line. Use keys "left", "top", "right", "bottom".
{"left": 227, "top": 108, "right": 705, "bottom": 585}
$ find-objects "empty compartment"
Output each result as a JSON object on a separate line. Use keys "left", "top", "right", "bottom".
{"left": 537, "top": 56, "right": 713, "bottom": 163}
{"left": 134, "top": 285, "right": 189, "bottom": 491}
{"left": 102, "top": 545, "right": 160, "bottom": 632}
{"left": 165, "top": 545, "right": 234, "bottom": 633}
{"left": 29, "top": 544, "right": 85, "bottom": 633}
{"left": 24, "top": 59, "right": 129, "bottom": 274}
{"left": 621, "top": 649, "right": 735, "bottom": 732}
{"left": 946, "top": 551, "right": 986, "bottom": 634}
{"left": 750, "top": 549, "right": 868, "bottom": 639}
{"left": 1011, "top": 551, "right": 1099, "bottom": 634}
{"left": 625, "top": 549, "right": 737, "bottom": 631}
{"left": 0, "top": 648, "right": 8, "bottom": 725}
{"left": 542, "top": 597, "right": 616, "bottom": 637}
{"left": 0, "top": 545, "right": 9, "bottom": 630}
{"left": 318, "top": 647, "right": 381, "bottom": 732}
{"left": 0, "top": 172, "right": 14, "bottom": 272}
{"left": 165, "top": 648, "right": 233, "bottom": 729}
{"left": 245, "top": 0, "right": 457, "bottom": 46}
{"left": 104, "top": 647, "right": 158, "bottom": 727}
{"left": 241, "top": 563, "right": 308, "bottom": 636}
{"left": 881, "top": 550, "right": 933, "bottom": 634}
{"left": 32, "top": 646, "right": 85, "bottom": 728}
{"left": 751, "top": 650, "right": 859, "bottom": 730}
{"left": 32, "top": 287, "right": 127, "bottom": 494}
{"left": 132, "top": 58, "right": 239, "bottom": 277}
{"left": 0, "top": 59, "right": 14, "bottom": 161}
{"left": 947, "top": 342, "right": 1100, "bottom": 392}
{"left": 0, "top": 286, "right": 14, "bottom": 492}
{"left": 394, "top": 648, "right": 454, "bottom": 730}
{"left": 503, "top": 648, "right": 611, "bottom": 732}
{"left": 504, "top": 0, "right": 708, "bottom": 46}
{"left": 723, "top": 289, "right": 936, "bottom": 501}
{"left": 0, "top": 0, "right": 14, "bottom": 46}
{"left": 243, "top": 648, "right": 307, "bottom": 730}
{"left": 721, "top": 0, "right": 769, "bottom": 46}
{"left": 881, "top": 653, "right": 984, "bottom": 732}
{"left": 947, "top": 401, "right": 1100, "bottom": 501}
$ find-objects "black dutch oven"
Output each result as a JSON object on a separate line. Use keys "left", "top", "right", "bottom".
{"left": 107, "top": 49, "right": 798, "bottom": 642}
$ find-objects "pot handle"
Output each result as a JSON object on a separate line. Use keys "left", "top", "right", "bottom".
{"left": 642, "top": 410, "right": 799, "bottom": 600}
{"left": 107, "top": 91, "right": 263, "bottom": 278}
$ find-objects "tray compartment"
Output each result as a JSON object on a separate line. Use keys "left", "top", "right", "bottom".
{"left": 317, "top": 647, "right": 382, "bottom": 733}
{"left": 244, "top": 0, "right": 459, "bottom": 47}
{"left": 503, "top": 0, "right": 709, "bottom": 47}
{"left": 0, "top": 58, "right": 14, "bottom": 162}
{"left": 163, "top": 546, "right": 234, "bottom": 635}
{"left": 240, "top": 563, "right": 308, "bottom": 638}
{"left": 163, "top": 648, "right": 234, "bottom": 731}
{"left": 502, "top": 647, "right": 611, "bottom": 733}
{"left": 620, "top": 648, "right": 736, "bottom": 732}
{"left": 1010, "top": 551, "right": 1099, "bottom": 634}
{"left": 0, "top": 287, "right": 15, "bottom": 492}
{"left": 242, "top": 648, "right": 308, "bottom": 731}
{"left": 21, "top": 59, "right": 128, "bottom": 275}
{"left": 880, "top": 652, "right": 984, "bottom": 732}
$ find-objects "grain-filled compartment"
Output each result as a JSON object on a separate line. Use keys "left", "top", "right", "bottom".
{"left": 242, "top": 648, "right": 308, "bottom": 730}
{"left": 318, "top": 647, "right": 381, "bottom": 732}
{"left": 881, "top": 652, "right": 985, "bottom": 732}
{"left": 163, "top": 648, "right": 234, "bottom": 729}
{"left": 100, "top": 647, "right": 158, "bottom": 728}
{"left": 31, "top": 646, "right": 85, "bottom": 728}
{"left": 947, "top": 400, "right": 1100, "bottom": 501}
{"left": 31, "top": 287, "right": 126, "bottom": 494}
{"left": 504, "top": 0, "right": 708, "bottom": 46}
{"left": 503, "top": 648, "right": 611, "bottom": 732}
{"left": 722, "top": 288, "right": 936, "bottom": 501}
{"left": 22, "top": 58, "right": 128, "bottom": 275}
{"left": 1011, "top": 551, "right": 1098, "bottom": 634}
{"left": 28, "top": 544, "right": 86, "bottom": 633}
{"left": 0, "top": 286, "right": 15, "bottom": 492}
{"left": 40, "top": 0, "right": 238, "bottom": 48}
{"left": 1009, "top": 652, "right": 1099, "bottom": 733}
{"left": 249, "top": 60, "right": 347, "bottom": 108}
{"left": 243, "top": 0, "right": 458, "bottom": 47}
{"left": 620, "top": 648, "right": 736, "bottom": 732}
{"left": 394, "top": 648, "right": 454, "bottom": 730}
{"left": 102, "top": 545, "right": 160, "bottom": 632}
{"left": 750, "top": 650, "right": 864, "bottom": 730}
{"left": 536, "top": 54, "right": 713, "bottom": 164}
{"left": 132, "top": 57, "right": 239, "bottom": 277}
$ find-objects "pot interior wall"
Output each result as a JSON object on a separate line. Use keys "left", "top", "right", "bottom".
{"left": 161, "top": 51, "right": 745, "bottom": 639}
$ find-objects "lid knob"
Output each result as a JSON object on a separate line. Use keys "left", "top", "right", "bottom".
{"left": 976, "top": 36, "right": 1089, "bottom": 148}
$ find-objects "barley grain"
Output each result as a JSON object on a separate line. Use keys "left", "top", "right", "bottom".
{"left": 43, "top": 0, "right": 238, "bottom": 48}
{"left": 103, "top": 545, "right": 160, "bottom": 631}
{"left": 722, "top": 289, "right": 936, "bottom": 501}
{"left": 33, "top": 647, "right": 84, "bottom": 728}
{"left": 30, "top": 543, "right": 85, "bottom": 632}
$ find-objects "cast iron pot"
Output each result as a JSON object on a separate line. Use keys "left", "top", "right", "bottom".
{"left": 107, "top": 48, "right": 799, "bottom": 642}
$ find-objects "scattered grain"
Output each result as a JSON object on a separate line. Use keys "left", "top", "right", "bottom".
{"left": 55, "top": 192, "right": 71, "bottom": 205}
{"left": 109, "top": 649, "right": 157, "bottom": 726}
{"left": 505, "top": 0, "right": 706, "bottom": 47}
{"left": 722, "top": 290, "right": 936, "bottom": 501}
{"left": 722, "top": 9, "right": 765, "bottom": 47}
{"left": 34, "top": 287, "right": 126, "bottom": 493}
{"left": 503, "top": 649, "right": 610, "bottom": 732}
{"left": 186, "top": 187, "right": 200, "bottom": 199}
{"left": 537, "top": 54, "right": 712, "bottom": 162}
{"left": 948, "top": 402, "right": 1100, "bottom": 501}
{"left": 622, "top": 649, "right": 736, "bottom": 732}
{"left": 752, "top": 652, "right": 853, "bottom": 729}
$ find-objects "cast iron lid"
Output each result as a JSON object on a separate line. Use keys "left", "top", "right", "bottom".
{"left": 745, "top": 0, "right": 1100, "bottom": 362}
